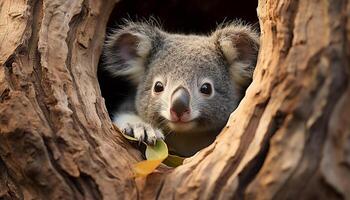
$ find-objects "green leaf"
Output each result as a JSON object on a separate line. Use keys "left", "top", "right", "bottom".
{"left": 121, "top": 131, "right": 139, "bottom": 142}
{"left": 163, "top": 154, "right": 185, "bottom": 167}
{"left": 145, "top": 140, "right": 168, "bottom": 160}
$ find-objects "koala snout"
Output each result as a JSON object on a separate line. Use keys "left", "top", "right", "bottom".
{"left": 170, "top": 87, "right": 191, "bottom": 121}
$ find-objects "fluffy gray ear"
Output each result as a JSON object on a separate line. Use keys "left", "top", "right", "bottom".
{"left": 103, "top": 23, "right": 160, "bottom": 85}
{"left": 213, "top": 24, "right": 259, "bottom": 90}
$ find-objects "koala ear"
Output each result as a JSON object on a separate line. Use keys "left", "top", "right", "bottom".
{"left": 103, "top": 23, "right": 160, "bottom": 85}
{"left": 213, "top": 24, "right": 259, "bottom": 90}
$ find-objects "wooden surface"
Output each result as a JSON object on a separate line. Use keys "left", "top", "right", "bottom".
{"left": 0, "top": 0, "right": 349, "bottom": 199}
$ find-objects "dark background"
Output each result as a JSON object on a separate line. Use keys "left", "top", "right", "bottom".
{"left": 98, "top": 0, "right": 259, "bottom": 115}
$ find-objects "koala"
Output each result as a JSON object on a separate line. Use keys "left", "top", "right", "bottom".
{"left": 103, "top": 21, "right": 259, "bottom": 156}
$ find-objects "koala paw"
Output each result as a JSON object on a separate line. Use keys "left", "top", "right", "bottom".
{"left": 123, "top": 122, "right": 164, "bottom": 145}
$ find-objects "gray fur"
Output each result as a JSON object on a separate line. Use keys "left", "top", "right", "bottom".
{"left": 103, "top": 21, "right": 259, "bottom": 156}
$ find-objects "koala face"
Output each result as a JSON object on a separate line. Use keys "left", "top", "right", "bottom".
{"left": 104, "top": 21, "right": 259, "bottom": 136}
{"left": 135, "top": 35, "right": 241, "bottom": 135}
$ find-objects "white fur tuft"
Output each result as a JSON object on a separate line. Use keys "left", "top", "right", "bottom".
{"left": 113, "top": 113, "right": 144, "bottom": 129}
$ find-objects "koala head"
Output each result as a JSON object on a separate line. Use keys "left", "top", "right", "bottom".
{"left": 104, "top": 21, "right": 259, "bottom": 136}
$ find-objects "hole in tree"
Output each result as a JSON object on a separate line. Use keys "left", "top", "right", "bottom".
{"left": 99, "top": 0, "right": 258, "bottom": 115}
{"left": 98, "top": 0, "right": 258, "bottom": 156}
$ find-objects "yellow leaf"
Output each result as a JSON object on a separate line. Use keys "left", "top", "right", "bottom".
{"left": 134, "top": 159, "right": 164, "bottom": 177}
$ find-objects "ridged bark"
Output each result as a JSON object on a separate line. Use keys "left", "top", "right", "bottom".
{"left": 0, "top": 0, "right": 349, "bottom": 199}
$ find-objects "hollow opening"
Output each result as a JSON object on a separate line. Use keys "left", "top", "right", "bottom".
{"left": 98, "top": 0, "right": 259, "bottom": 156}
{"left": 99, "top": 0, "right": 258, "bottom": 114}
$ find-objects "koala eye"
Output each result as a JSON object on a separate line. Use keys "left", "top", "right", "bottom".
{"left": 154, "top": 81, "right": 164, "bottom": 93}
{"left": 200, "top": 83, "right": 213, "bottom": 95}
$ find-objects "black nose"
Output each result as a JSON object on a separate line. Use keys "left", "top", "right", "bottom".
{"left": 170, "top": 87, "right": 190, "bottom": 117}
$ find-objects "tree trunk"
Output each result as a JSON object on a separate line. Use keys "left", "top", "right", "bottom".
{"left": 0, "top": 0, "right": 349, "bottom": 199}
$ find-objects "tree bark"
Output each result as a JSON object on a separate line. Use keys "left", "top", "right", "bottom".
{"left": 0, "top": 0, "right": 349, "bottom": 200}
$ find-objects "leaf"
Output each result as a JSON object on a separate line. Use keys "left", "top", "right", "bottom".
{"left": 121, "top": 131, "right": 139, "bottom": 142}
{"left": 121, "top": 130, "right": 184, "bottom": 175}
{"left": 163, "top": 154, "right": 185, "bottom": 167}
{"left": 134, "top": 140, "right": 169, "bottom": 177}
{"left": 145, "top": 139, "right": 168, "bottom": 160}
{"left": 133, "top": 159, "right": 164, "bottom": 177}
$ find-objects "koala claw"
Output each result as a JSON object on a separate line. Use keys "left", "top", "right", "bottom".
{"left": 123, "top": 122, "right": 164, "bottom": 145}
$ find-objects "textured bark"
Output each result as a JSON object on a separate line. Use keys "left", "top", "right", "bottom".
{"left": 0, "top": 0, "right": 141, "bottom": 199}
{"left": 0, "top": 0, "right": 349, "bottom": 200}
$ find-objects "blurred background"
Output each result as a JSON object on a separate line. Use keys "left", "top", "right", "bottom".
{"left": 98, "top": 0, "right": 259, "bottom": 115}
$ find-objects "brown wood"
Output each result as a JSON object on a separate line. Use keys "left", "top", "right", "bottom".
{"left": 0, "top": 0, "right": 349, "bottom": 199}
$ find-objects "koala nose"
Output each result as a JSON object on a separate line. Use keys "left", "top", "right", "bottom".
{"left": 170, "top": 87, "right": 190, "bottom": 118}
